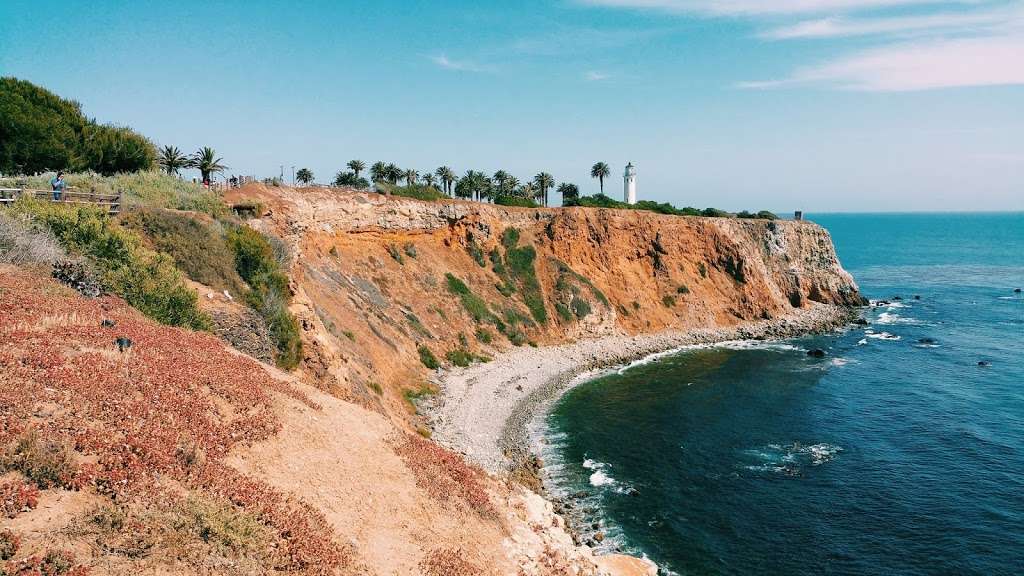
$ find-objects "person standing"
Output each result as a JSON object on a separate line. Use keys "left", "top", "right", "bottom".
{"left": 50, "top": 172, "right": 65, "bottom": 201}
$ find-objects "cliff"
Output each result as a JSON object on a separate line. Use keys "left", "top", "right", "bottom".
{"left": 1, "top": 183, "right": 862, "bottom": 575}
{"left": 225, "top": 184, "right": 863, "bottom": 422}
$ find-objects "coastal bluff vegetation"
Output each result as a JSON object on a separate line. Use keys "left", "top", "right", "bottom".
{"left": 1, "top": 79, "right": 864, "bottom": 575}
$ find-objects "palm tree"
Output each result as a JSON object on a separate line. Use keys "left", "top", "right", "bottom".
{"left": 504, "top": 176, "right": 520, "bottom": 198}
{"left": 493, "top": 170, "right": 510, "bottom": 195}
{"left": 517, "top": 182, "right": 535, "bottom": 200}
{"left": 385, "top": 163, "right": 401, "bottom": 185}
{"left": 436, "top": 166, "right": 456, "bottom": 195}
{"left": 347, "top": 159, "right": 365, "bottom": 178}
{"left": 422, "top": 173, "right": 437, "bottom": 188}
{"left": 404, "top": 169, "right": 418, "bottom": 187}
{"left": 192, "top": 147, "right": 228, "bottom": 185}
{"left": 296, "top": 168, "right": 314, "bottom": 185}
{"left": 455, "top": 170, "right": 491, "bottom": 201}
{"left": 591, "top": 162, "right": 610, "bottom": 194}
{"left": 158, "top": 145, "right": 190, "bottom": 176}
{"left": 534, "top": 172, "right": 555, "bottom": 207}
{"left": 370, "top": 161, "right": 388, "bottom": 183}
{"left": 557, "top": 182, "right": 580, "bottom": 204}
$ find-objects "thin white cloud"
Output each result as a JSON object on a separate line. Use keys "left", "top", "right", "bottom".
{"left": 428, "top": 54, "right": 488, "bottom": 72}
{"left": 762, "top": 7, "right": 1022, "bottom": 39}
{"left": 585, "top": 71, "right": 611, "bottom": 81}
{"left": 577, "top": 0, "right": 963, "bottom": 16}
{"left": 740, "top": 35, "right": 1024, "bottom": 91}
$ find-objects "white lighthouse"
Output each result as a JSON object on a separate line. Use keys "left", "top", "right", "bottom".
{"left": 623, "top": 162, "right": 637, "bottom": 205}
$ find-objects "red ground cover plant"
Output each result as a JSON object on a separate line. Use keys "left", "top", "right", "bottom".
{"left": 0, "top": 479, "right": 39, "bottom": 518}
{"left": 0, "top": 270, "right": 347, "bottom": 573}
{"left": 5, "top": 549, "right": 88, "bottom": 576}
{"left": 395, "top": 434, "right": 494, "bottom": 517}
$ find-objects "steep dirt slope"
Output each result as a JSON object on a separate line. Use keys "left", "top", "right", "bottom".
{"left": 0, "top": 266, "right": 647, "bottom": 575}
{"left": 226, "top": 184, "right": 863, "bottom": 423}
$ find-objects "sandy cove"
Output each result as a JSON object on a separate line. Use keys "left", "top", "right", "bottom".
{"left": 425, "top": 302, "right": 860, "bottom": 475}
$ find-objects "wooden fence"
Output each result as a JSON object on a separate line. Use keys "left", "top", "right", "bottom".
{"left": 0, "top": 187, "right": 121, "bottom": 215}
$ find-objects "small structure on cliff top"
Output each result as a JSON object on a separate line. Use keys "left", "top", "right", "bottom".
{"left": 624, "top": 162, "right": 637, "bottom": 205}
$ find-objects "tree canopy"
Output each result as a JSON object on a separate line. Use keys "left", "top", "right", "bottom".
{"left": 0, "top": 77, "right": 156, "bottom": 175}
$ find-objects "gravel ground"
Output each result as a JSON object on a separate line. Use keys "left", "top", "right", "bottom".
{"left": 424, "top": 303, "right": 860, "bottom": 475}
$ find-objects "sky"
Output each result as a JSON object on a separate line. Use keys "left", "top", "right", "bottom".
{"left": 1, "top": 0, "right": 1022, "bottom": 212}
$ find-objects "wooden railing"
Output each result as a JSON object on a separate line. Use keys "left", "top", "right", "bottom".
{"left": 0, "top": 187, "right": 121, "bottom": 215}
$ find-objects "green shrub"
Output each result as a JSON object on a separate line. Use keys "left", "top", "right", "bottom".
{"left": 551, "top": 258, "right": 608, "bottom": 307}
{"left": 506, "top": 244, "right": 546, "bottom": 324}
{"left": 676, "top": 284, "right": 690, "bottom": 294}
{"left": 474, "top": 328, "right": 493, "bottom": 344}
{"left": 417, "top": 345, "right": 439, "bottom": 369}
{"left": 662, "top": 295, "right": 676, "bottom": 308}
{"left": 736, "top": 210, "right": 778, "bottom": 220}
{"left": 403, "top": 242, "right": 418, "bottom": 259}
{"left": 119, "top": 209, "right": 244, "bottom": 294}
{"left": 381, "top": 183, "right": 446, "bottom": 201}
{"left": 489, "top": 248, "right": 515, "bottom": 296}
{"left": 500, "top": 227, "right": 520, "bottom": 249}
{"left": 697, "top": 262, "right": 708, "bottom": 278}
{"left": 367, "top": 382, "right": 382, "bottom": 395}
{"left": 494, "top": 195, "right": 538, "bottom": 208}
{"left": 445, "top": 272, "right": 501, "bottom": 327}
{"left": 226, "top": 226, "right": 303, "bottom": 369}
{"left": 387, "top": 243, "right": 404, "bottom": 264}
{"left": 570, "top": 295, "right": 591, "bottom": 318}
{"left": 701, "top": 207, "right": 730, "bottom": 218}
{"left": 9, "top": 199, "right": 209, "bottom": 330}
{"left": 445, "top": 348, "right": 475, "bottom": 367}
{"left": 467, "top": 241, "right": 486, "bottom": 267}
{"left": 555, "top": 302, "right": 573, "bottom": 322}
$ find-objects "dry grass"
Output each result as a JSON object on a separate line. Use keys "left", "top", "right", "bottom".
{"left": 66, "top": 495, "right": 280, "bottom": 574}
{"left": 0, "top": 212, "right": 65, "bottom": 267}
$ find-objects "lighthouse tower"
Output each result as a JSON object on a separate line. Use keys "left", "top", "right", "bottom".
{"left": 623, "top": 162, "right": 637, "bottom": 205}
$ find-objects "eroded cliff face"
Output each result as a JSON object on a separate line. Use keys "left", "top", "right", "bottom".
{"left": 226, "top": 184, "right": 863, "bottom": 422}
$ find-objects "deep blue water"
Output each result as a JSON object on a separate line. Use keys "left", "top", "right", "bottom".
{"left": 542, "top": 213, "right": 1024, "bottom": 575}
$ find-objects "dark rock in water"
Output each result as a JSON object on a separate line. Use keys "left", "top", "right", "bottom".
{"left": 592, "top": 522, "right": 601, "bottom": 530}
{"left": 978, "top": 361, "right": 991, "bottom": 367}
{"left": 1015, "top": 288, "right": 1022, "bottom": 293}
{"left": 914, "top": 295, "right": 922, "bottom": 300}
{"left": 875, "top": 300, "right": 890, "bottom": 307}
{"left": 572, "top": 490, "right": 589, "bottom": 499}
{"left": 853, "top": 318, "right": 869, "bottom": 325}
{"left": 627, "top": 488, "right": 640, "bottom": 497}
{"left": 918, "top": 338, "right": 938, "bottom": 345}
{"left": 893, "top": 295, "right": 903, "bottom": 301}
{"left": 807, "top": 349, "right": 827, "bottom": 358}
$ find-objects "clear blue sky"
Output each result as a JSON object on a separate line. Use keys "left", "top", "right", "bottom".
{"left": 2, "top": 0, "right": 1022, "bottom": 211}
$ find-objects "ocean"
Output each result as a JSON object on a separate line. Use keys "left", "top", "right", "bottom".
{"left": 540, "top": 213, "right": 1024, "bottom": 575}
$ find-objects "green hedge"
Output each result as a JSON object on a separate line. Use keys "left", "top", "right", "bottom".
{"left": 226, "top": 226, "right": 302, "bottom": 370}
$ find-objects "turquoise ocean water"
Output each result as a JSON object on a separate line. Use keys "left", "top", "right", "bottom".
{"left": 541, "top": 213, "right": 1023, "bottom": 575}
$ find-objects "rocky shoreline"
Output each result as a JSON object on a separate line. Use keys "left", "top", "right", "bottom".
{"left": 426, "top": 302, "right": 862, "bottom": 477}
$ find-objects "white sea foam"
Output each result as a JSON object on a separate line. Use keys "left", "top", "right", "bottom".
{"left": 742, "top": 442, "right": 842, "bottom": 475}
{"left": 857, "top": 338, "right": 868, "bottom": 345}
{"left": 867, "top": 331, "right": 901, "bottom": 340}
